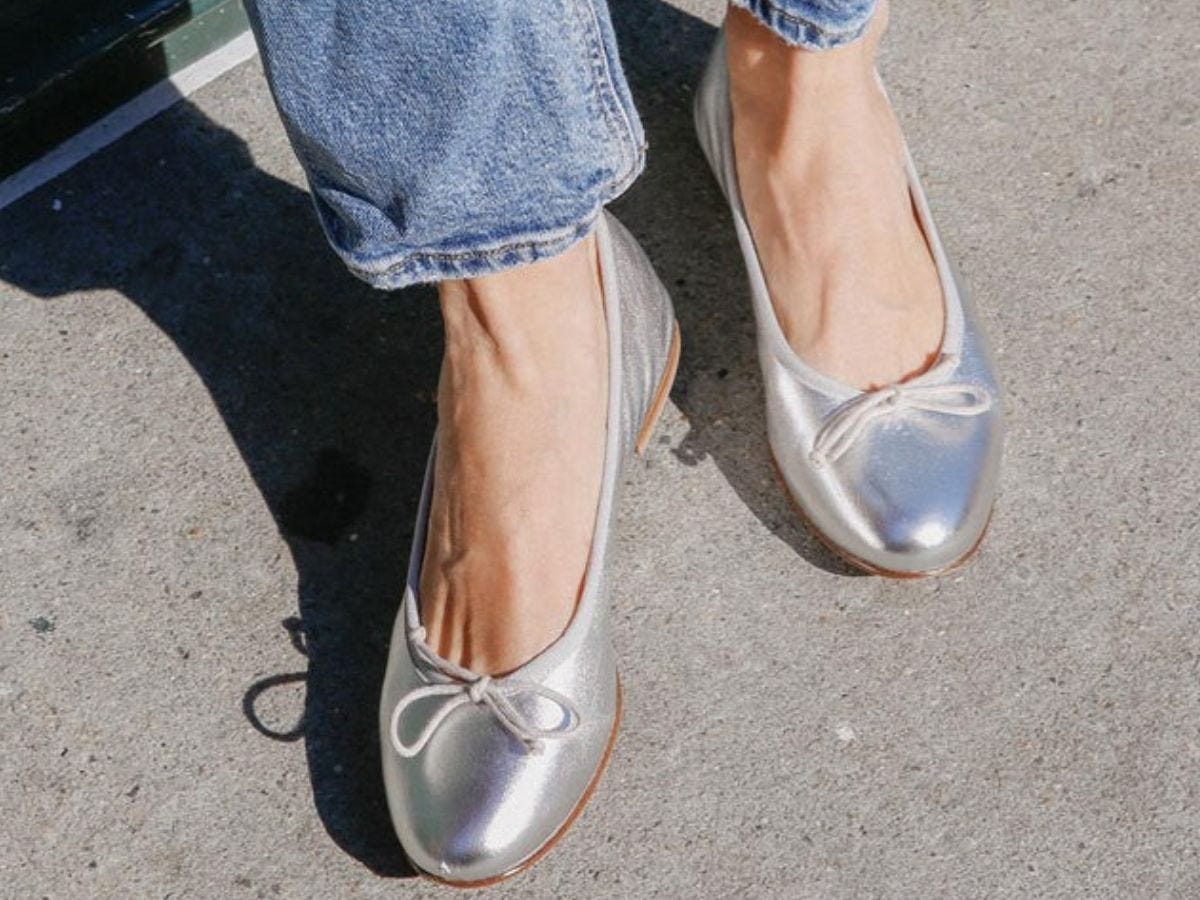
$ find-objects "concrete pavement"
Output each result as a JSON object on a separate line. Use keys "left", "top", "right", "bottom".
{"left": 3, "top": 1, "right": 1198, "bottom": 896}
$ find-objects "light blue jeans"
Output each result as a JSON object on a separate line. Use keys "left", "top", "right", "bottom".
{"left": 243, "top": 0, "right": 877, "bottom": 289}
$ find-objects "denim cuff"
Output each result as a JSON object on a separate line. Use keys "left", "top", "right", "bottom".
{"left": 729, "top": 0, "right": 875, "bottom": 50}
{"left": 330, "top": 146, "right": 645, "bottom": 290}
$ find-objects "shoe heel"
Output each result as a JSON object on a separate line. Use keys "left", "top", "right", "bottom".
{"left": 634, "top": 321, "right": 681, "bottom": 456}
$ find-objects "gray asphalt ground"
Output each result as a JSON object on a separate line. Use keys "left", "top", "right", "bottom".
{"left": 3, "top": 1, "right": 1199, "bottom": 897}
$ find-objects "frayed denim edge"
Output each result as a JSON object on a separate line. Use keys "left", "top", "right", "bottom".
{"left": 331, "top": 146, "right": 646, "bottom": 291}
{"left": 729, "top": 0, "right": 873, "bottom": 50}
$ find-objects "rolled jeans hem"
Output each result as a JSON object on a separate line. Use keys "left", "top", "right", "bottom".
{"left": 330, "top": 147, "right": 645, "bottom": 291}
{"left": 729, "top": 0, "right": 874, "bottom": 50}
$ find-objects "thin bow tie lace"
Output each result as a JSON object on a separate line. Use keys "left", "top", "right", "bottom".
{"left": 809, "top": 354, "right": 991, "bottom": 466}
{"left": 389, "top": 626, "right": 580, "bottom": 759}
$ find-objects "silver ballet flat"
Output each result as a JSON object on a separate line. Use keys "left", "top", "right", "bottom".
{"left": 378, "top": 211, "right": 680, "bottom": 886}
{"left": 694, "top": 29, "right": 1003, "bottom": 576}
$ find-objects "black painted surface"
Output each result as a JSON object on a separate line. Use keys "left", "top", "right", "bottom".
{"left": 0, "top": 0, "right": 180, "bottom": 109}
{"left": 0, "top": 0, "right": 245, "bottom": 178}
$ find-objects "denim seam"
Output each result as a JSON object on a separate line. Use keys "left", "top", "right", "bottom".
{"left": 345, "top": 0, "right": 645, "bottom": 285}
{"left": 362, "top": 219, "right": 594, "bottom": 267}
{"left": 571, "top": 0, "right": 644, "bottom": 180}
{"left": 343, "top": 192, "right": 641, "bottom": 288}
{"left": 745, "top": 0, "right": 827, "bottom": 27}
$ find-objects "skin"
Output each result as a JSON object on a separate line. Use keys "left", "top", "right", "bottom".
{"left": 420, "top": 234, "right": 607, "bottom": 674}
{"left": 421, "top": 0, "right": 944, "bottom": 674}
{"left": 726, "top": 0, "right": 943, "bottom": 389}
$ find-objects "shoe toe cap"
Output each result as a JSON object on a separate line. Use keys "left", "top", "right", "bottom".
{"left": 858, "top": 437, "right": 999, "bottom": 573}
{"left": 381, "top": 705, "right": 611, "bottom": 884}
{"left": 855, "top": 486, "right": 990, "bottom": 573}
{"left": 786, "top": 410, "right": 1003, "bottom": 575}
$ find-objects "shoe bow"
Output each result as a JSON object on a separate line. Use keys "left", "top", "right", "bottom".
{"left": 809, "top": 354, "right": 992, "bottom": 466}
{"left": 389, "top": 626, "right": 580, "bottom": 758}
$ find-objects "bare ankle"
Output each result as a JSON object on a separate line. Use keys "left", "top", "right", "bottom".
{"left": 724, "top": 4, "right": 883, "bottom": 104}
{"left": 437, "top": 232, "right": 604, "bottom": 361}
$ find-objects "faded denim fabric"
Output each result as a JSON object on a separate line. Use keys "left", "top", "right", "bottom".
{"left": 244, "top": 0, "right": 877, "bottom": 289}
{"left": 732, "top": 0, "right": 877, "bottom": 49}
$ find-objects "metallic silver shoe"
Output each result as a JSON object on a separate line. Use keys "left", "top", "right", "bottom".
{"left": 378, "top": 212, "right": 679, "bottom": 886}
{"left": 694, "top": 29, "right": 1003, "bottom": 576}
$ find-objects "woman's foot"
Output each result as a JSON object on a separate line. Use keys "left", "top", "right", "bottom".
{"left": 419, "top": 235, "right": 608, "bottom": 675}
{"left": 725, "top": 1, "right": 943, "bottom": 390}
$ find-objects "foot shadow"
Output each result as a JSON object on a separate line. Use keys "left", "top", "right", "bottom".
{"left": 0, "top": 93, "right": 429, "bottom": 876}
{"left": 609, "top": 0, "right": 861, "bottom": 576}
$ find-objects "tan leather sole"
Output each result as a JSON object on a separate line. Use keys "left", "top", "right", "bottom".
{"left": 635, "top": 321, "right": 682, "bottom": 456}
{"left": 769, "top": 453, "right": 992, "bottom": 579}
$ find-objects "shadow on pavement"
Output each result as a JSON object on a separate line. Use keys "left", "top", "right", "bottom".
{"left": 610, "top": 0, "right": 860, "bottom": 576}
{"left": 0, "top": 88, "right": 430, "bottom": 876}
